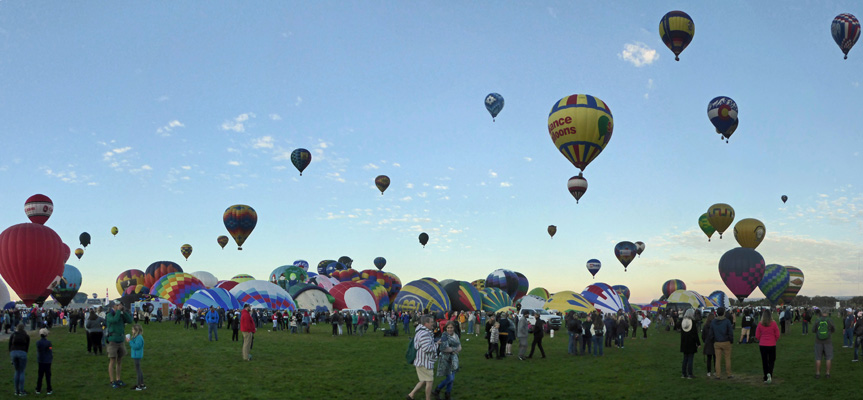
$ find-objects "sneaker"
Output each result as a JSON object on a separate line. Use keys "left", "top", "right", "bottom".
{"left": 20, "top": 391, "right": 29, "bottom": 396}
{"left": 112, "top": 382, "right": 120, "bottom": 389}
{"left": 687, "top": 376, "right": 693, "bottom": 379}
{"left": 46, "top": 391, "right": 52, "bottom": 395}
{"left": 767, "top": 373, "right": 772, "bottom": 384}
{"left": 35, "top": 391, "right": 40, "bottom": 395}
{"left": 681, "top": 375, "right": 686, "bottom": 379}
{"left": 707, "top": 372, "right": 712, "bottom": 377}
{"left": 117, "top": 380, "right": 126, "bottom": 387}
{"left": 134, "top": 386, "right": 143, "bottom": 391}
{"left": 139, "top": 386, "right": 147, "bottom": 390}
{"left": 854, "top": 359, "right": 860, "bottom": 362}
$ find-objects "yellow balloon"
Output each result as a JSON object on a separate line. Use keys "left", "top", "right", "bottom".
{"left": 547, "top": 94, "right": 613, "bottom": 172}
{"left": 733, "top": 218, "right": 766, "bottom": 249}
{"left": 111, "top": 226, "right": 118, "bottom": 236}
{"left": 706, "top": 203, "right": 734, "bottom": 238}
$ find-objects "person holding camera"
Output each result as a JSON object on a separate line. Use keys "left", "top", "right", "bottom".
{"left": 106, "top": 302, "right": 133, "bottom": 388}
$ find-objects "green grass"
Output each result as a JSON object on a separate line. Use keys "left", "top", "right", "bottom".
{"left": 1, "top": 317, "right": 859, "bottom": 399}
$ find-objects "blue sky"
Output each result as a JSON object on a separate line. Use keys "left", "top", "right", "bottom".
{"left": 0, "top": 2, "right": 861, "bottom": 304}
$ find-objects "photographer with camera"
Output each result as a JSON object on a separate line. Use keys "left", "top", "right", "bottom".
{"left": 106, "top": 301, "right": 133, "bottom": 388}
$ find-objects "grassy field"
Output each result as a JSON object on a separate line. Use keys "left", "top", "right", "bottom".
{"left": 0, "top": 316, "right": 859, "bottom": 399}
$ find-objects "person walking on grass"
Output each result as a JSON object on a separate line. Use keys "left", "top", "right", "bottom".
{"left": 9, "top": 323, "right": 30, "bottom": 396}
{"left": 843, "top": 308, "right": 854, "bottom": 348}
{"left": 814, "top": 308, "right": 835, "bottom": 378}
{"left": 680, "top": 309, "right": 700, "bottom": 379}
{"left": 702, "top": 313, "right": 716, "bottom": 377}
{"left": 240, "top": 304, "right": 256, "bottom": 361}
{"left": 433, "top": 321, "right": 461, "bottom": 400}
{"left": 128, "top": 324, "right": 146, "bottom": 390}
{"left": 35, "top": 328, "right": 53, "bottom": 395}
{"left": 755, "top": 308, "right": 780, "bottom": 383}
{"left": 106, "top": 302, "right": 133, "bottom": 389}
{"left": 853, "top": 311, "right": 863, "bottom": 362}
{"left": 407, "top": 315, "right": 437, "bottom": 400}
{"left": 517, "top": 311, "right": 529, "bottom": 360}
{"left": 711, "top": 307, "right": 734, "bottom": 380}
{"left": 529, "top": 316, "right": 546, "bottom": 359}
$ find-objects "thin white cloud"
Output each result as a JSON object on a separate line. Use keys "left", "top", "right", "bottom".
{"left": 618, "top": 42, "right": 659, "bottom": 67}
{"left": 113, "top": 146, "right": 132, "bottom": 154}
{"left": 392, "top": 163, "right": 401, "bottom": 167}
{"left": 221, "top": 113, "right": 255, "bottom": 133}
{"left": 524, "top": 157, "right": 532, "bottom": 162}
{"left": 227, "top": 147, "right": 240, "bottom": 153}
{"left": 141, "top": 165, "right": 152, "bottom": 170}
{"left": 252, "top": 136, "right": 274, "bottom": 149}
{"left": 228, "top": 161, "right": 241, "bottom": 166}
{"left": 326, "top": 172, "right": 346, "bottom": 183}
{"left": 400, "top": 196, "right": 412, "bottom": 202}
{"left": 156, "top": 120, "right": 184, "bottom": 137}
{"left": 364, "top": 163, "right": 379, "bottom": 170}
{"left": 500, "top": 182, "right": 512, "bottom": 187}
{"left": 269, "top": 113, "right": 282, "bottom": 120}
{"left": 406, "top": 183, "right": 414, "bottom": 189}
{"left": 295, "top": 97, "right": 303, "bottom": 107}
{"left": 433, "top": 185, "right": 448, "bottom": 190}
{"left": 181, "top": 165, "right": 192, "bottom": 170}
{"left": 489, "top": 170, "right": 498, "bottom": 178}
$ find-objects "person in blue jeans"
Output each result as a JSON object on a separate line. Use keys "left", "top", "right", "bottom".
{"left": 565, "top": 312, "right": 581, "bottom": 355}
{"left": 8, "top": 323, "right": 30, "bottom": 396}
{"left": 206, "top": 307, "right": 220, "bottom": 341}
{"left": 590, "top": 316, "right": 604, "bottom": 356}
{"left": 401, "top": 313, "right": 411, "bottom": 334}
{"left": 843, "top": 309, "right": 854, "bottom": 347}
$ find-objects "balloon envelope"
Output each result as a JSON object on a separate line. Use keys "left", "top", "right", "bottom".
{"left": 111, "top": 226, "right": 118, "bottom": 236}
{"left": 391, "top": 278, "right": 450, "bottom": 314}
{"left": 0, "top": 223, "right": 67, "bottom": 306}
{"left": 581, "top": 283, "right": 624, "bottom": 314}
{"left": 708, "top": 291, "right": 731, "bottom": 309}
{"left": 614, "top": 241, "right": 637, "bottom": 271}
{"left": 223, "top": 205, "right": 257, "bottom": 250}
{"left": 707, "top": 97, "right": 739, "bottom": 141}
{"left": 185, "top": 288, "right": 241, "bottom": 311}
{"left": 698, "top": 213, "right": 716, "bottom": 241}
{"left": 143, "top": 261, "right": 183, "bottom": 289}
{"left": 547, "top": 225, "right": 556, "bottom": 238}
{"left": 217, "top": 236, "right": 229, "bottom": 249}
{"left": 418, "top": 232, "right": 429, "bottom": 247}
{"left": 527, "top": 287, "right": 550, "bottom": 300}
{"left": 586, "top": 259, "right": 601, "bottom": 278}
{"left": 832, "top": 13, "right": 861, "bottom": 59}
{"left": 152, "top": 272, "right": 206, "bottom": 307}
{"left": 611, "top": 285, "right": 631, "bottom": 300}
{"left": 24, "top": 194, "right": 53, "bottom": 225}
{"left": 486, "top": 269, "right": 519, "bottom": 300}
{"left": 50, "top": 264, "right": 82, "bottom": 307}
{"left": 443, "top": 281, "right": 483, "bottom": 312}
{"left": 180, "top": 244, "right": 193, "bottom": 260}
{"left": 544, "top": 291, "right": 595, "bottom": 315}
{"left": 230, "top": 280, "right": 297, "bottom": 311}
{"left": 373, "top": 257, "right": 386, "bottom": 271}
{"left": 79, "top": 232, "right": 91, "bottom": 247}
{"left": 116, "top": 269, "right": 146, "bottom": 295}
{"left": 781, "top": 195, "right": 788, "bottom": 204}
{"left": 567, "top": 174, "right": 588, "bottom": 203}
{"left": 484, "top": 93, "right": 504, "bottom": 119}
{"left": 375, "top": 175, "right": 390, "bottom": 194}
{"left": 190, "top": 271, "right": 218, "bottom": 289}
{"left": 480, "top": 287, "right": 512, "bottom": 313}
{"left": 733, "top": 218, "right": 766, "bottom": 249}
{"left": 659, "top": 10, "right": 695, "bottom": 61}
{"left": 718, "top": 247, "right": 766, "bottom": 302}
{"left": 548, "top": 94, "right": 613, "bottom": 172}
{"left": 662, "top": 279, "right": 687, "bottom": 299}
{"left": 287, "top": 283, "right": 335, "bottom": 313}
{"left": 290, "top": 148, "right": 312, "bottom": 175}
{"left": 758, "top": 264, "right": 790, "bottom": 305}
{"left": 780, "top": 266, "right": 804, "bottom": 305}
{"left": 707, "top": 203, "right": 735, "bottom": 238}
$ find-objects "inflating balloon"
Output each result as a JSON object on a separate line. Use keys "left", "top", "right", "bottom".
{"left": 418, "top": 232, "right": 429, "bottom": 248}
{"left": 152, "top": 272, "right": 206, "bottom": 307}
{"left": 581, "top": 283, "right": 624, "bottom": 314}
{"left": 231, "top": 274, "right": 255, "bottom": 284}
{"left": 143, "top": 261, "right": 183, "bottom": 289}
{"left": 223, "top": 204, "right": 257, "bottom": 250}
{"left": 337, "top": 256, "right": 353, "bottom": 268}
{"left": 180, "top": 244, "right": 193, "bottom": 260}
{"left": 375, "top": 175, "right": 390, "bottom": 195}
{"left": 190, "top": 271, "right": 218, "bottom": 289}
{"left": 707, "top": 203, "right": 734, "bottom": 238}
{"left": 832, "top": 13, "right": 860, "bottom": 59}
{"left": 51, "top": 264, "right": 82, "bottom": 307}
{"left": 612, "top": 285, "right": 631, "bottom": 300}
{"left": 485, "top": 93, "right": 504, "bottom": 121}
{"left": 718, "top": 247, "right": 766, "bottom": 303}
{"left": 661, "top": 279, "right": 686, "bottom": 299}
{"left": 486, "top": 269, "right": 519, "bottom": 300}
{"left": 391, "top": 278, "right": 451, "bottom": 314}
{"left": 758, "top": 264, "right": 789, "bottom": 305}
{"left": 707, "top": 96, "right": 739, "bottom": 143}
{"left": 567, "top": 174, "right": 588, "bottom": 203}
{"left": 548, "top": 95, "right": 613, "bottom": 172}
{"left": 480, "top": 287, "right": 512, "bottom": 313}
{"left": 230, "top": 280, "right": 296, "bottom": 311}
{"left": 0, "top": 223, "right": 67, "bottom": 306}
{"left": 116, "top": 269, "right": 146, "bottom": 295}
{"left": 779, "top": 266, "right": 804, "bottom": 305}
{"left": 373, "top": 257, "right": 386, "bottom": 271}
{"left": 733, "top": 218, "right": 766, "bottom": 249}
{"left": 513, "top": 272, "right": 529, "bottom": 303}
{"left": 544, "top": 291, "right": 595, "bottom": 315}
{"left": 24, "top": 194, "right": 54, "bottom": 225}
{"left": 781, "top": 195, "right": 788, "bottom": 204}
{"left": 290, "top": 148, "right": 312, "bottom": 176}
{"left": 293, "top": 260, "right": 309, "bottom": 272}
{"left": 547, "top": 225, "right": 557, "bottom": 239}
{"left": 708, "top": 291, "right": 731, "bottom": 309}
{"left": 79, "top": 232, "right": 91, "bottom": 248}
{"left": 443, "top": 281, "right": 483, "bottom": 312}
{"left": 185, "top": 288, "right": 241, "bottom": 311}
{"left": 614, "top": 241, "right": 637, "bottom": 272}
{"left": 74, "top": 248, "right": 84, "bottom": 260}
{"left": 698, "top": 213, "right": 716, "bottom": 241}
{"left": 659, "top": 11, "right": 695, "bottom": 61}
{"left": 470, "top": 279, "right": 486, "bottom": 292}
{"left": 528, "top": 287, "right": 550, "bottom": 300}
{"left": 586, "top": 259, "right": 601, "bottom": 279}
{"left": 317, "top": 260, "right": 336, "bottom": 276}
{"left": 217, "top": 235, "right": 229, "bottom": 249}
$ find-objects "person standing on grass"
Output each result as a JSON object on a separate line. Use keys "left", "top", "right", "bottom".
{"left": 517, "top": 311, "right": 529, "bottom": 360}
{"left": 814, "top": 308, "right": 835, "bottom": 378}
{"left": 9, "top": 323, "right": 30, "bottom": 396}
{"left": 565, "top": 311, "right": 580, "bottom": 355}
{"left": 702, "top": 313, "right": 716, "bottom": 377}
{"left": 433, "top": 320, "right": 461, "bottom": 400}
{"left": 240, "top": 304, "right": 256, "bottom": 361}
{"left": 755, "top": 308, "right": 780, "bottom": 383}
{"left": 106, "top": 302, "right": 133, "bottom": 389}
{"left": 641, "top": 313, "right": 651, "bottom": 339}
{"left": 616, "top": 315, "right": 627, "bottom": 348}
{"left": 407, "top": 315, "right": 437, "bottom": 400}
{"left": 580, "top": 313, "right": 592, "bottom": 356}
{"left": 35, "top": 328, "right": 53, "bottom": 395}
{"left": 711, "top": 307, "right": 734, "bottom": 380}
{"left": 128, "top": 324, "right": 146, "bottom": 390}
{"left": 528, "top": 316, "right": 546, "bottom": 359}
{"left": 86, "top": 311, "right": 105, "bottom": 355}
{"left": 590, "top": 314, "right": 604, "bottom": 357}
{"left": 802, "top": 308, "right": 811, "bottom": 335}
{"left": 630, "top": 311, "right": 639, "bottom": 339}
{"left": 484, "top": 315, "right": 496, "bottom": 359}
{"left": 739, "top": 309, "right": 753, "bottom": 344}
{"left": 843, "top": 308, "right": 854, "bottom": 348}
{"left": 497, "top": 313, "right": 510, "bottom": 359}
{"left": 680, "top": 309, "right": 700, "bottom": 379}
{"left": 853, "top": 311, "right": 863, "bottom": 362}
{"left": 230, "top": 312, "right": 240, "bottom": 342}
{"left": 206, "top": 306, "right": 220, "bottom": 341}
{"left": 603, "top": 313, "right": 615, "bottom": 348}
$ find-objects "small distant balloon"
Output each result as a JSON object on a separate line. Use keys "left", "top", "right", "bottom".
{"left": 418, "top": 232, "right": 429, "bottom": 248}
{"left": 659, "top": 11, "right": 695, "bottom": 61}
{"left": 180, "top": 244, "right": 193, "bottom": 260}
{"left": 635, "top": 241, "right": 645, "bottom": 257}
{"left": 291, "top": 148, "right": 312, "bottom": 176}
{"left": 223, "top": 205, "right": 257, "bottom": 250}
{"left": 832, "top": 13, "right": 860, "bottom": 60}
{"left": 111, "top": 226, "right": 118, "bottom": 236}
{"left": 375, "top": 175, "right": 390, "bottom": 195}
{"left": 24, "top": 194, "right": 54, "bottom": 225}
{"left": 706, "top": 203, "right": 735, "bottom": 239}
{"left": 373, "top": 257, "right": 386, "bottom": 271}
{"left": 217, "top": 235, "right": 229, "bottom": 249}
{"left": 74, "top": 248, "right": 84, "bottom": 260}
{"left": 698, "top": 213, "right": 716, "bottom": 241}
{"left": 707, "top": 96, "right": 739, "bottom": 143}
{"left": 586, "top": 259, "right": 601, "bottom": 279}
{"left": 547, "top": 225, "right": 557, "bottom": 239}
{"left": 781, "top": 195, "right": 788, "bottom": 204}
{"left": 79, "top": 232, "right": 91, "bottom": 248}
{"left": 484, "top": 93, "right": 504, "bottom": 121}
{"left": 567, "top": 174, "right": 588, "bottom": 203}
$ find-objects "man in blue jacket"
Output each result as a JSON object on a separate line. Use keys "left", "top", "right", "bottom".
{"left": 711, "top": 307, "right": 734, "bottom": 379}
{"left": 206, "top": 307, "right": 220, "bottom": 341}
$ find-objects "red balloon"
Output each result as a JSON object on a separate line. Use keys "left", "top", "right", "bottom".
{"left": 24, "top": 194, "right": 53, "bottom": 225}
{"left": 0, "top": 223, "right": 67, "bottom": 306}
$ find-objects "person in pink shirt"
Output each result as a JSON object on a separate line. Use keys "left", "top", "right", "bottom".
{"left": 755, "top": 309, "right": 781, "bottom": 384}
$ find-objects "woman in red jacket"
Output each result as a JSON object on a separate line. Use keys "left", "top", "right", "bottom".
{"left": 755, "top": 309, "right": 780, "bottom": 384}
{"left": 240, "top": 304, "right": 256, "bottom": 361}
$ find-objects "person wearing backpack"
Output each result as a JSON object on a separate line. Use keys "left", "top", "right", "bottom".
{"left": 852, "top": 311, "right": 863, "bottom": 362}
{"left": 755, "top": 309, "right": 780, "bottom": 383}
{"left": 590, "top": 314, "right": 604, "bottom": 357}
{"left": 711, "top": 307, "right": 734, "bottom": 379}
{"left": 813, "top": 308, "right": 835, "bottom": 378}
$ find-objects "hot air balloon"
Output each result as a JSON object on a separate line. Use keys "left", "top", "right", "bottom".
{"left": 223, "top": 204, "right": 257, "bottom": 250}
{"left": 391, "top": 278, "right": 451, "bottom": 314}
{"left": 217, "top": 235, "right": 229, "bottom": 249}
{"left": 317, "top": 260, "right": 336, "bottom": 276}
{"left": 484, "top": 93, "right": 504, "bottom": 121}
{"left": 486, "top": 269, "right": 519, "bottom": 300}
{"left": 635, "top": 241, "right": 645, "bottom": 257}
{"left": 470, "top": 279, "right": 486, "bottom": 292}
{"left": 373, "top": 257, "right": 386, "bottom": 271}
{"left": 528, "top": 287, "right": 550, "bottom": 301}
{"left": 325, "top": 262, "right": 346, "bottom": 276}
{"left": 513, "top": 272, "right": 529, "bottom": 303}
{"left": 586, "top": 259, "right": 601, "bottom": 279}
{"left": 548, "top": 94, "right": 613, "bottom": 172}
{"left": 708, "top": 291, "right": 731, "bottom": 309}
{"left": 733, "top": 218, "right": 766, "bottom": 249}
{"left": 581, "top": 283, "right": 624, "bottom": 314}
{"left": 24, "top": 194, "right": 54, "bottom": 225}
{"left": 214, "top": 280, "right": 239, "bottom": 292}
{"left": 480, "top": 287, "right": 512, "bottom": 313}
{"left": 143, "top": 261, "right": 183, "bottom": 289}
{"left": 116, "top": 269, "right": 146, "bottom": 295}
{"left": 51, "top": 264, "right": 82, "bottom": 307}
{"left": 659, "top": 11, "right": 695, "bottom": 61}
{"left": 79, "top": 232, "right": 91, "bottom": 248}
{"left": 190, "top": 271, "right": 218, "bottom": 289}
{"left": 418, "top": 232, "right": 429, "bottom": 248}
{"left": 781, "top": 195, "right": 788, "bottom": 204}
{"left": 180, "top": 244, "right": 193, "bottom": 260}
{"left": 331, "top": 268, "right": 360, "bottom": 283}
{"left": 337, "top": 256, "right": 353, "bottom": 268}
{"left": 230, "top": 280, "right": 297, "bottom": 311}
{"left": 758, "top": 264, "right": 790, "bottom": 305}
{"left": 547, "top": 225, "right": 557, "bottom": 239}
{"left": 0, "top": 223, "right": 67, "bottom": 306}
{"left": 74, "top": 248, "right": 84, "bottom": 260}
{"left": 707, "top": 203, "right": 734, "bottom": 239}
{"left": 780, "top": 266, "right": 804, "bottom": 305}
{"left": 443, "top": 281, "right": 483, "bottom": 312}
{"left": 718, "top": 247, "right": 766, "bottom": 303}
{"left": 707, "top": 96, "right": 739, "bottom": 142}
{"left": 612, "top": 285, "right": 631, "bottom": 300}
{"left": 293, "top": 260, "right": 309, "bottom": 272}
{"left": 287, "top": 283, "right": 335, "bottom": 313}
{"left": 832, "top": 13, "right": 860, "bottom": 59}
{"left": 290, "top": 148, "right": 312, "bottom": 176}
{"left": 185, "top": 288, "right": 241, "bottom": 311}
{"left": 567, "top": 174, "right": 588, "bottom": 203}
{"left": 375, "top": 175, "right": 390, "bottom": 195}
{"left": 662, "top": 279, "right": 687, "bottom": 299}
{"left": 544, "top": 291, "right": 595, "bottom": 315}
{"left": 231, "top": 274, "right": 255, "bottom": 284}
{"left": 358, "top": 279, "right": 390, "bottom": 311}
{"left": 698, "top": 213, "right": 716, "bottom": 241}
{"left": 614, "top": 241, "right": 637, "bottom": 272}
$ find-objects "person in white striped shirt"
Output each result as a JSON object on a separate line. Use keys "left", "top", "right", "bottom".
{"left": 407, "top": 315, "right": 438, "bottom": 400}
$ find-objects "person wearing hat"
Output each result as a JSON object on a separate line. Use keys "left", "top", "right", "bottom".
{"left": 35, "top": 328, "right": 53, "bottom": 395}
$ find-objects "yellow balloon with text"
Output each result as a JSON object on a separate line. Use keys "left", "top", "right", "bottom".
{"left": 706, "top": 203, "right": 735, "bottom": 238}
{"left": 547, "top": 94, "right": 613, "bottom": 171}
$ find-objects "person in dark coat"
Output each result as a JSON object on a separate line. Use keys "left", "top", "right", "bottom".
{"left": 702, "top": 313, "right": 716, "bottom": 377}
{"left": 528, "top": 317, "right": 546, "bottom": 358}
{"left": 616, "top": 315, "right": 628, "bottom": 348}
{"left": 604, "top": 314, "right": 616, "bottom": 348}
{"left": 680, "top": 309, "right": 701, "bottom": 379}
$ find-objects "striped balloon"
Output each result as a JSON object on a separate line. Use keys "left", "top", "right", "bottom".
{"left": 486, "top": 269, "right": 519, "bottom": 299}
{"left": 185, "top": 288, "right": 241, "bottom": 311}
{"left": 359, "top": 279, "right": 391, "bottom": 312}
{"left": 708, "top": 290, "right": 730, "bottom": 309}
{"left": 581, "top": 283, "right": 624, "bottom": 314}
{"left": 662, "top": 279, "right": 686, "bottom": 299}
{"left": 758, "top": 264, "right": 790, "bottom": 305}
{"left": 544, "top": 291, "right": 595, "bottom": 315}
{"left": 391, "top": 278, "right": 450, "bottom": 314}
{"left": 443, "top": 281, "right": 483, "bottom": 312}
{"left": 152, "top": 272, "right": 205, "bottom": 307}
{"left": 528, "top": 287, "right": 550, "bottom": 300}
{"left": 230, "top": 280, "right": 296, "bottom": 311}
{"left": 513, "top": 272, "right": 529, "bottom": 303}
{"left": 612, "top": 284, "right": 631, "bottom": 300}
{"left": 779, "top": 266, "right": 804, "bottom": 305}
{"left": 832, "top": 13, "right": 861, "bottom": 59}
{"left": 480, "top": 287, "right": 512, "bottom": 313}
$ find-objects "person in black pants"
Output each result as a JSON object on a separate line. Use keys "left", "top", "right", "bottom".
{"left": 528, "top": 318, "right": 546, "bottom": 358}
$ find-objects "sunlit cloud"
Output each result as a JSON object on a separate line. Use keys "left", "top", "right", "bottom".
{"left": 269, "top": 113, "right": 282, "bottom": 120}
{"left": 500, "top": 182, "right": 512, "bottom": 187}
{"left": 619, "top": 42, "right": 659, "bottom": 67}
{"left": 252, "top": 136, "right": 274, "bottom": 149}
{"left": 228, "top": 161, "right": 241, "bottom": 166}
{"left": 221, "top": 113, "right": 255, "bottom": 132}
{"left": 364, "top": 163, "right": 379, "bottom": 170}
{"left": 156, "top": 120, "right": 184, "bottom": 137}
{"left": 489, "top": 170, "right": 498, "bottom": 178}
{"left": 434, "top": 185, "right": 448, "bottom": 190}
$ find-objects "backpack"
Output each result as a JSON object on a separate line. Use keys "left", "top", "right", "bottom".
{"left": 594, "top": 325, "right": 604, "bottom": 336}
{"left": 405, "top": 336, "right": 417, "bottom": 365}
{"left": 816, "top": 319, "right": 831, "bottom": 340}
{"left": 855, "top": 322, "right": 863, "bottom": 337}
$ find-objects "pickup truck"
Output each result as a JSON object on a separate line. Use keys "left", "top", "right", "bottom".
{"left": 522, "top": 308, "right": 562, "bottom": 332}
